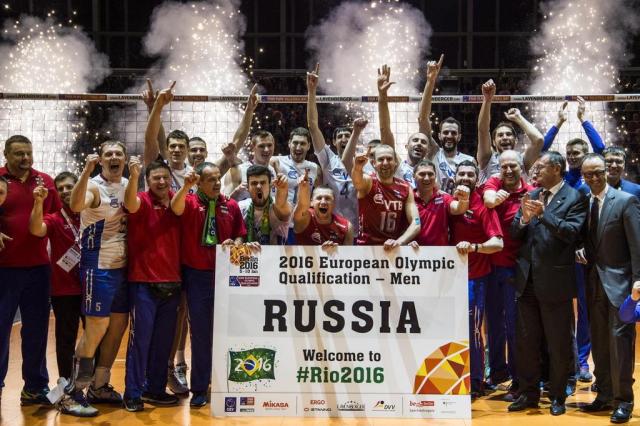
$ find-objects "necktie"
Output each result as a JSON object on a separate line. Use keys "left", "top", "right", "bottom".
{"left": 589, "top": 196, "right": 599, "bottom": 242}
{"left": 542, "top": 190, "right": 551, "bottom": 206}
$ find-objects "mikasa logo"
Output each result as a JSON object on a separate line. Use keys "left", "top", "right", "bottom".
{"left": 263, "top": 401, "right": 289, "bottom": 409}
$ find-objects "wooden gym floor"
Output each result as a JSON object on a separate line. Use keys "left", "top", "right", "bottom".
{"left": 1, "top": 315, "right": 639, "bottom": 426}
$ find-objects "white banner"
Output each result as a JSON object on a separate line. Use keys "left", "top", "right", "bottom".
{"left": 212, "top": 245, "right": 470, "bottom": 419}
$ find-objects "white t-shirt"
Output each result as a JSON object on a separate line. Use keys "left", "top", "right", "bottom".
{"left": 80, "top": 175, "right": 128, "bottom": 269}
{"left": 169, "top": 163, "right": 194, "bottom": 193}
{"left": 235, "top": 161, "right": 277, "bottom": 201}
{"left": 238, "top": 198, "right": 289, "bottom": 245}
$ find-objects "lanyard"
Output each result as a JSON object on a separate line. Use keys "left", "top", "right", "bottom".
{"left": 60, "top": 209, "right": 80, "bottom": 241}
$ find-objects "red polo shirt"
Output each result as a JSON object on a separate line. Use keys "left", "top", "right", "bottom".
{"left": 449, "top": 189, "right": 503, "bottom": 279}
{"left": 413, "top": 189, "right": 452, "bottom": 246}
{"left": 127, "top": 191, "right": 181, "bottom": 283}
{"left": 181, "top": 193, "right": 246, "bottom": 271}
{"left": 0, "top": 167, "right": 61, "bottom": 267}
{"left": 43, "top": 208, "right": 81, "bottom": 296}
{"left": 484, "top": 176, "right": 533, "bottom": 267}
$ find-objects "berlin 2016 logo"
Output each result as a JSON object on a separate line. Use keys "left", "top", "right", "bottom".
{"left": 228, "top": 348, "right": 276, "bottom": 382}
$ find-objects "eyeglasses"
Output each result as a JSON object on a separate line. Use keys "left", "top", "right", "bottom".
{"left": 582, "top": 170, "right": 605, "bottom": 179}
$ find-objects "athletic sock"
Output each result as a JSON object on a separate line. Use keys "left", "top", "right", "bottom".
{"left": 93, "top": 367, "right": 110, "bottom": 389}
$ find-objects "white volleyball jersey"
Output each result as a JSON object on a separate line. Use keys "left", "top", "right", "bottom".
{"left": 273, "top": 155, "right": 318, "bottom": 205}
{"left": 80, "top": 175, "right": 128, "bottom": 270}
{"left": 315, "top": 145, "right": 358, "bottom": 233}
{"left": 397, "top": 160, "right": 416, "bottom": 188}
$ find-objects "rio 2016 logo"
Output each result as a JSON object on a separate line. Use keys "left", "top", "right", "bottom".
{"left": 228, "top": 348, "right": 276, "bottom": 382}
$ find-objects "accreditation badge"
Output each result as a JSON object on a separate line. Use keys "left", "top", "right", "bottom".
{"left": 56, "top": 244, "right": 81, "bottom": 273}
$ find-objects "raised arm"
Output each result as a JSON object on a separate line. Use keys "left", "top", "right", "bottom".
{"left": 306, "top": 63, "right": 327, "bottom": 153}
{"left": 213, "top": 142, "right": 242, "bottom": 177}
{"left": 483, "top": 188, "right": 510, "bottom": 209}
{"left": 477, "top": 79, "right": 496, "bottom": 169}
{"left": 170, "top": 171, "right": 199, "bottom": 216}
{"left": 377, "top": 64, "right": 396, "bottom": 149}
{"left": 419, "top": 54, "right": 443, "bottom": 159}
{"left": 231, "top": 84, "right": 259, "bottom": 153}
{"left": 28, "top": 184, "right": 49, "bottom": 237}
{"left": 577, "top": 96, "right": 605, "bottom": 154}
{"left": 293, "top": 169, "right": 312, "bottom": 233}
{"left": 124, "top": 156, "right": 142, "bottom": 213}
{"left": 70, "top": 154, "right": 99, "bottom": 213}
{"left": 449, "top": 185, "right": 471, "bottom": 215}
{"left": 504, "top": 108, "right": 544, "bottom": 172}
{"left": 352, "top": 147, "right": 373, "bottom": 197}
{"left": 542, "top": 101, "right": 568, "bottom": 152}
{"left": 144, "top": 80, "right": 176, "bottom": 166}
{"left": 272, "top": 173, "right": 292, "bottom": 222}
{"left": 142, "top": 79, "right": 167, "bottom": 162}
{"left": 341, "top": 117, "right": 368, "bottom": 174}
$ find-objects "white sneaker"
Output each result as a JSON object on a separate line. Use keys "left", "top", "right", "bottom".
{"left": 168, "top": 364, "right": 189, "bottom": 395}
{"left": 58, "top": 390, "right": 99, "bottom": 417}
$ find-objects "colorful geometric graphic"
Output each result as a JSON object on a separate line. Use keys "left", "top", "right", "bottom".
{"left": 413, "top": 341, "right": 470, "bottom": 395}
{"left": 229, "top": 245, "right": 252, "bottom": 266}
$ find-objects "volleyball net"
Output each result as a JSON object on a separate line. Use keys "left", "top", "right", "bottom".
{"left": 0, "top": 93, "right": 638, "bottom": 177}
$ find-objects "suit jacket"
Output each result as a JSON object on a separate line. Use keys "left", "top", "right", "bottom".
{"left": 617, "top": 178, "right": 640, "bottom": 199}
{"left": 583, "top": 186, "right": 640, "bottom": 307}
{"left": 510, "top": 183, "right": 588, "bottom": 302}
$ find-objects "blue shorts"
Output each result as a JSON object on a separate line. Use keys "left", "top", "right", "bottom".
{"left": 81, "top": 267, "right": 129, "bottom": 317}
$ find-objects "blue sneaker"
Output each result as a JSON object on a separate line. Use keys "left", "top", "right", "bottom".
{"left": 190, "top": 392, "right": 207, "bottom": 408}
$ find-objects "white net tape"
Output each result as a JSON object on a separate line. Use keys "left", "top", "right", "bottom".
{"left": 0, "top": 93, "right": 637, "bottom": 176}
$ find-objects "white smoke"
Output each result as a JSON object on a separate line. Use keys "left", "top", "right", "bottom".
{"left": 306, "top": 1, "right": 432, "bottom": 149}
{"left": 0, "top": 16, "right": 109, "bottom": 93}
{"left": 110, "top": 0, "right": 249, "bottom": 160}
{"left": 306, "top": 0, "right": 431, "bottom": 96}
{"left": 0, "top": 15, "right": 110, "bottom": 174}
{"left": 143, "top": 0, "right": 247, "bottom": 95}
{"left": 528, "top": 0, "right": 640, "bottom": 150}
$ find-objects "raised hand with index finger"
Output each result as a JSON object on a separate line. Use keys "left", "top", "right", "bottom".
{"left": 246, "top": 84, "right": 259, "bottom": 112}
{"left": 306, "top": 63, "right": 320, "bottom": 91}
{"left": 142, "top": 79, "right": 156, "bottom": 111}
{"left": 426, "top": 54, "right": 444, "bottom": 83}
{"left": 156, "top": 80, "right": 177, "bottom": 108}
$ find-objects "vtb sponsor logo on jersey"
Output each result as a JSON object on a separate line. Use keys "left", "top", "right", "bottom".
{"left": 373, "top": 193, "right": 402, "bottom": 211}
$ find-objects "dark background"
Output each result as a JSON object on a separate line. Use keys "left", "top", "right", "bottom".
{"left": 3, "top": 0, "right": 639, "bottom": 71}
{"left": 2, "top": 0, "right": 640, "bottom": 176}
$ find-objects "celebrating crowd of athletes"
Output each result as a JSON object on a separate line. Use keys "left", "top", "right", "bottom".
{"left": 1, "top": 55, "right": 640, "bottom": 423}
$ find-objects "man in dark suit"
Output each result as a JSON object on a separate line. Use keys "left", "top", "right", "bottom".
{"left": 507, "top": 151, "right": 588, "bottom": 416}
{"left": 603, "top": 146, "right": 640, "bottom": 199}
{"left": 578, "top": 153, "right": 640, "bottom": 423}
